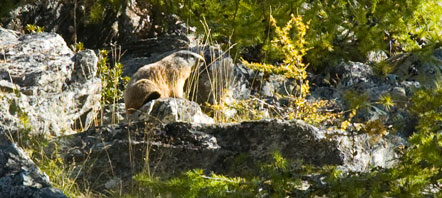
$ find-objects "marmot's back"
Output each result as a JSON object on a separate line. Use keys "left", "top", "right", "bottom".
{"left": 124, "top": 50, "right": 204, "bottom": 114}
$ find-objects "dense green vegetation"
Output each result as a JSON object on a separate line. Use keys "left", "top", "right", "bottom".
{"left": 153, "top": 0, "right": 442, "bottom": 69}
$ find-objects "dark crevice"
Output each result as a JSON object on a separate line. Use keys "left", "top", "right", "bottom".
{"left": 143, "top": 91, "right": 161, "bottom": 105}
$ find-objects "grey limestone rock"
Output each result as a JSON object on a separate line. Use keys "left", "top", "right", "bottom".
{"left": 2, "top": 0, "right": 190, "bottom": 48}
{"left": 128, "top": 98, "right": 214, "bottom": 124}
{"left": 99, "top": 103, "right": 127, "bottom": 125}
{"left": 0, "top": 135, "right": 66, "bottom": 198}
{"left": 52, "top": 119, "right": 404, "bottom": 192}
{"left": 0, "top": 27, "right": 20, "bottom": 48}
{"left": 335, "top": 61, "right": 375, "bottom": 89}
{"left": 118, "top": 0, "right": 153, "bottom": 44}
{"left": 260, "top": 74, "right": 297, "bottom": 97}
{"left": 388, "top": 49, "right": 442, "bottom": 88}
{"left": 367, "top": 50, "right": 388, "bottom": 63}
{"left": 0, "top": 29, "right": 101, "bottom": 136}
{"left": 310, "top": 60, "right": 419, "bottom": 135}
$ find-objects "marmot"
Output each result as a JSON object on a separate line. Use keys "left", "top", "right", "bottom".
{"left": 124, "top": 50, "right": 205, "bottom": 114}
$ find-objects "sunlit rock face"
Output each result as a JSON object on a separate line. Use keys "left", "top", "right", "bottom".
{"left": 0, "top": 27, "right": 101, "bottom": 136}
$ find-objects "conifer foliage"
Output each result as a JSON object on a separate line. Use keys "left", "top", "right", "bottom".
{"left": 156, "top": 0, "right": 442, "bottom": 68}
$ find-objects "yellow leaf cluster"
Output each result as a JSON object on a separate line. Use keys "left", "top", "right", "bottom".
{"left": 242, "top": 14, "right": 310, "bottom": 104}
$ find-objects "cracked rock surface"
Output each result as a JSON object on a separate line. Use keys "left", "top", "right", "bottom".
{"left": 0, "top": 27, "right": 101, "bottom": 136}
{"left": 53, "top": 119, "right": 405, "bottom": 192}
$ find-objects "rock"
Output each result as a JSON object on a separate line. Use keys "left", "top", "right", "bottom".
{"left": 388, "top": 49, "right": 442, "bottom": 88}
{"left": 99, "top": 103, "right": 126, "bottom": 126}
{"left": 231, "top": 64, "right": 252, "bottom": 100}
{"left": 260, "top": 74, "right": 297, "bottom": 97}
{"left": 310, "top": 60, "right": 418, "bottom": 136}
{"left": 335, "top": 61, "right": 375, "bottom": 88}
{"left": 71, "top": 49, "right": 98, "bottom": 83}
{"left": 52, "top": 119, "right": 405, "bottom": 192}
{"left": 0, "top": 135, "right": 66, "bottom": 198}
{"left": 0, "top": 29, "right": 101, "bottom": 136}
{"left": 333, "top": 132, "right": 406, "bottom": 172}
{"left": 367, "top": 50, "right": 388, "bottom": 63}
{"left": 118, "top": 0, "right": 153, "bottom": 44}
{"left": 3, "top": 0, "right": 84, "bottom": 45}
{"left": 187, "top": 45, "right": 235, "bottom": 105}
{"left": 2, "top": 32, "right": 73, "bottom": 94}
{"left": 128, "top": 98, "right": 214, "bottom": 124}
{"left": 2, "top": 0, "right": 188, "bottom": 48}
{"left": 0, "top": 27, "right": 20, "bottom": 47}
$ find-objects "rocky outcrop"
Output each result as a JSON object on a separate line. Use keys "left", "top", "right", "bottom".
{"left": 1, "top": 0, "right": 188, "bottom": 48}
{"left": 51, "top": 119, "right": 405, "bottom": 192}
{"left": 308, "top": 55, "right": 442, "bottom": 136}
{"left": 0, "top": 27, "right": 101, "bottom": 136}
{"left": 388, "top": 49, "right": 442, "bottom": 88}
{"left": 128, "top": 98, "right": 214, "bottom": 124}
{"left": 0, "top": 27, "right": 102, "bottom": 197}
{"left": 0, "top": 135, "right": 66, "bottom": 198}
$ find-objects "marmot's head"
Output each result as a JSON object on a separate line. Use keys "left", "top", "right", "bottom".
{"left": 171, "top": 50, "right": 205, "bottom": 69}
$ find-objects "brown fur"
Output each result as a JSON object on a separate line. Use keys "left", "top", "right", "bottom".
{"left": 124, "top": 50, "right": 204, "bottom": 114}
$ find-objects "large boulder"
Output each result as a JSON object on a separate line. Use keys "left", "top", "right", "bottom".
{"left": 51, "top": 119, "right": 405, "bottom": 192}
{"left": 0, "top": 135, "right": 66, "bottom": 198}
{"left": 0, "top": 27, "right": 101, "bottom": 136}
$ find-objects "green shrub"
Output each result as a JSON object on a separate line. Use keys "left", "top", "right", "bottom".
{"left": 156, "top": 0, "right": 442, "bottom": 68}
{"left": 97, "top": 49, "right": 129, "bottom": 106}
{"left": 127, "top": 152, "right": 311, "bottom": 197}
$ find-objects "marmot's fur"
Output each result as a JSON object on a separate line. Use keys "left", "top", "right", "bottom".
{"left": 124, "top": 50, "right": 204, "bottom": 114}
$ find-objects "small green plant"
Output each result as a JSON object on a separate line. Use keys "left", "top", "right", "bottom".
{"left": 25, "top": 24, "right": 44, "bottom": 33}
{"left": 153, "top": 0, "right": 442, "bottom": 69}
{"left": 378, "top": 93, "right": 395, "bottom": 111}
{"left": 243, "top": 14, "right": 310, "bottom": 97}
{"left": 97, "top": 48, "right": 130, "bottom": 105}
{"left": 202, "top": 14, "right": 340, "bottom": 126}
{"left": 410, "top": 81, "right": 442, "bottom": 135}
{"left": 31, "top": 143, "right": 92, "bottom": 198}
{"left": 88, "top": 0, "right": 123, "bottom": 23}
{"left": 130, "top": 169, "right": 248, "bottom": 198}
{"left": 341, "top": 90, "right": 395, "bottom": 138}
{"left": 71, "top": 42, "right": 84, "bottom": 52}
{"left": 206, "top": 95, "right": 340, "bottom": 126}
{"left": 97, "top": 47, "right": 129, "bottom": 124}
{"left": 343, "top": 90, "right": 370, "bottom": 111}
{"left": 373, "top": 61, "right": 395, "bottom": 77}
{"left": 206, "top": 97, "right": 270, "bottom": 122}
